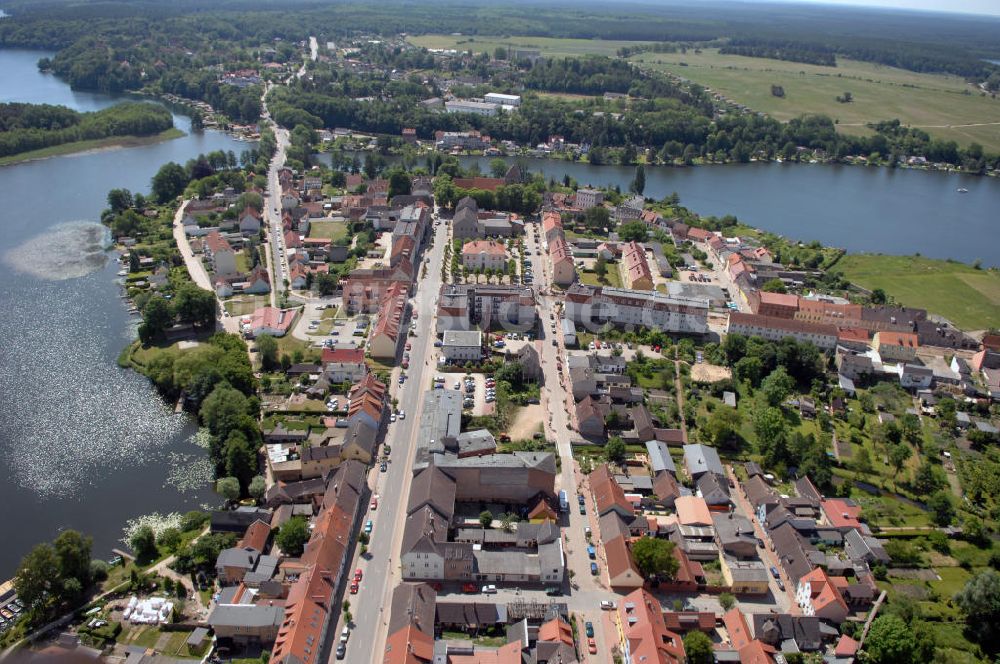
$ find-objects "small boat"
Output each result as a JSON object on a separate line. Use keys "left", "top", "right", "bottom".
{"left": 957, "top": 187, "right": 969, "bottom": 193}
{"left": 117, "top": 269, "right": 128, "bottom": 276}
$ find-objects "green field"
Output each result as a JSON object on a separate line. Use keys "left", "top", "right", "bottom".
{"left": 835, "top": 254, "right": 1000, "bottom": 330}
{"left": 407, "top": 34, "right": 650, "bottom": 58}
{"left": 0, "top": 128, "right": 184, "bottom": 166}
{"left": 308, "top": 220, "right": 348, "bottom": 241}
{"left": 632, "top": 49, "right": 1000, "bottom": 152}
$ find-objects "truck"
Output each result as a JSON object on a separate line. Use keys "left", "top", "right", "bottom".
{"left": 558, "top": 490, "right": 569, "bottom": 512}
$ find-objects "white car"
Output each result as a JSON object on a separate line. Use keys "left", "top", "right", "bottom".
{"left": 340, "top": 626, "right": 350, "bottom": 643}
{"left": 398, "top": 410, "right": 405, "bottom": 420}
{"left": 481, "top": 585, "right": 497, "bottom": 594}
{"left": 600, "top": 600, "right": 616, "bottom": 610}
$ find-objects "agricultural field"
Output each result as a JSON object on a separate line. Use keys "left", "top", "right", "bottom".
{"left": 631, "top": 49, "right": 1000, "bottom": 152}
{"left": 407, "top": 34, "right": 650, "bottom": 58}
{"left": 835, "top": 254, "right": 1000, "bottom": 330}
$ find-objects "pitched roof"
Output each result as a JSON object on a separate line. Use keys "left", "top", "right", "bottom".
{"left": 675, "top": 495, "right": 712, "bottom": 527}
{"left": 605, "top": 535, "right": 642, "bottom": 586}
{"left": 590, "top": 464, "right": 633, "bottom": 517}
{"left": 618, "top": 589, "right": 686, "bottom": 664}
{"left": 382, "top": 625, "right": 433, "bottom": 664}
{"left": 238, "top": 519, "right": 271, "bottom": 553}
{"left": 723, "top": 608, "right": 752, "bottom": 649}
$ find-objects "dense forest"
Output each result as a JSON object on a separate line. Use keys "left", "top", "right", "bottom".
{"left": 1, "top": 0, "right": 998, "bottom": 82}
{"left": 0, "top": 101, "right": 174, "bottom": 158}
{"left": 720, "top": 39, "right": 836, "bottom": 67}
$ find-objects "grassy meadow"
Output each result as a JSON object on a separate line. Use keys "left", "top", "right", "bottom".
{"left": 835, "top": 254, "right": 1000, "bottom": 330}
{"left": 407, "top": 34, "right": 649, "bottom": 58}
{"left": 631, "top": 49, "right": 1000, "bottom": 152}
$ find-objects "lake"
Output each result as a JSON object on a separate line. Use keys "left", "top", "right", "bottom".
{"left": 0, "top": 49, "right": 253, "bottom": 576}
{"left": 322, "top": 148, "right": 1000, "bottom": 266}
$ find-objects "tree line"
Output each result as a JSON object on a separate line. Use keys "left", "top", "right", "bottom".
{"left": 0, "top": 101, "right": 173, "bottom": 157}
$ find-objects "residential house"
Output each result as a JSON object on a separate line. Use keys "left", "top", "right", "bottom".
{"left": 461, "top": 240, "right": 507, "bottom": 272}
{"left": 796, "top": 567, "right": 849, "bottom": 624}
{"left": 239, "top": 207, "right": 262, "bottom": 235}
{"left": 726, "top": 313, "right": 838, "bottom": 351}
{"left": 247, "top": 307, "right": 295, "bottom": 338}
{"left": 620, "top": 241, "right": 654, "bottom": 291}
{"left": 616, "top": 589, "right": 686, "bottom": 664}
{"left": 441, "top": 330, "right": 483, "bottom": 362}
{"left": 683, "top": 444, "right": 725, "bottom": 481}
{"left": 322, "top": 347, "right": 367, "bottom": 383}
{"left": 565, "top": 284, "right": 709, "bottom": 335}
{"left": 872, "top": 331, "right": 919, "bottom": 363}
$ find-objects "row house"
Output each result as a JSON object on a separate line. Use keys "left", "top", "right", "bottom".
{"left": 620, "top": 241, "right": 654, "bottom": 291}
{"left": 726, "top": 312, "right": 838, "bottom": 351}
{"left": 564, "top": 284, "right": 709, "bottom": 336}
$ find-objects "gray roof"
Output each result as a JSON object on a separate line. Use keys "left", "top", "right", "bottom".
{"left": 646, "top": 440, "right": 676, "bottom": 475}
{"left": 208, "top": 603, "right": 284, "bottom": 628}
{"left": 683, "top": 443, "right": 725, "bottom": 478}
{"left": 216, "top": 547, "right": 258, "bottom": 570}
{"left": 456, "top": 429, "right": 497, "bottom": 455}
{"left": 442, "top": 330, "right": 483, "bottom": 347}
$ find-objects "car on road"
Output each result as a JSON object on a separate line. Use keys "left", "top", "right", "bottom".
{"left": 544, "top": 587, "right": 561, "bottom": 596}
{"left": 398, "top": 409, "right": 405, "bottom": 419}
{"left": 770, "top": 566, "right": 780, "bottom": 579}
{"left": 354, "top": 568, "right": 363, "bottom": 581}
{"left": 335, "top": 644, "right": 346, "bottom": 660}
{"left": 600, "top": 600, "right": 616, "bottom": 611}
{"left": 579, "top": 504, "right": 586, "bottom": 515}
{"left": 340, "top": 627, "right": 350, "bottom": 643}
{"left": 590, "top": 562, "right": 598, "bottom": 575}
{"left": 776, "top": 579, "right": 785, "bottom": 591}
{"left": 577, "top": 494, "right": 585, "bottom": 505}
{"left": 462, "top": 583, "right": 478, "bottom": 593}
{"left": 587, "top": 546, "right": 596, "bottom": 560}
{"left": 756, "top": 537, "right": 765, "bottom": 548}
{"left": 588, "top": 639, "right": 597, "bottom": 654}
{"left": 349, "top": 581, "right": 359, "bottom": 594}
{"left": 481, "top": 585, "right": 497, "bottom": 594}
{"left": 390, "top": 414, "right": 396, "bottom": 423}
{"left": 370, "top": 496, "right": 379, "bottom": 510}
{"left": 585, "top": 622, "right": 594, "bottom": 637}
{"left": 380, "top": 461, "right": 388, "bottom": 472}
{"left": 364, "top": 520, "right": 373, "bottom": 534}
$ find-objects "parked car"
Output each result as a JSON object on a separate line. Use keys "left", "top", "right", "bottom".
{"left": 364, "top": 520, "right": 373, "bottom": 534}
{"left": 577, "top": 494, "right": 585, "bottom": 505}
{"left": 335, "top": 644, "right": 346, "bottom": 660}
{"left": 380, "top": 461, "right": 388, "bottom": 472}
{"left": 545, "top": 587, "right": 562, "bottom": 596}
{"left": 776, "top": 579, "right": 785, "bottom": 591}
{"left": 481, "top": 585, "right": 497, "bottom": 594}
{"left": 579, "top": 504, "right": 586, "bottom": 515}
{"left": 590, "top": 562, "right": 598, "bottom": 575}
{"left": 770, "top": 566, "right": 780, "bottom": 579}
{"left": 585, "top": 622, "right": 594, "bottom": 637}
{"left": 340, "top": 627, "right": 350, "bottom": 643}
{"left": 587, "top": 546, "right": 596, "bottom": 560}
{"left": 600, "top": 600, "right": 616, "bottom": 610}
{"left": 462, "top": 583, "right": 478, "bottom": 593}
{"left": 588, "top": 639, "right": 597, "bottom": 655}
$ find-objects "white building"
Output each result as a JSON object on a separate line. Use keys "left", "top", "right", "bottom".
{"left": 445, "top": 100, "right": 499, "bottom": 116}
{"left": 564, "top": 284, "right": 709, "bottom": 335}
{"left": 442, "top": 330, "right": 483, "bottom": 362}
{"left": 484, "top": 92, "right": 521, "bottom": 107}
{"left": 575, "top": 188, "right": 604, "bottom": 210}
{"left": 461, "top": 240, "right": 507, "bottom": 272}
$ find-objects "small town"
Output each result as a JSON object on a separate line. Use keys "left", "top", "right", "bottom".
{"left": 1, "top": 9, "right": 999, "bottom": 664}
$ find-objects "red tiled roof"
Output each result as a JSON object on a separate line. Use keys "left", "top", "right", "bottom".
{"left": 618, "top": 589, "right": 686, "bottom": 664}
{"left": 723, "top": 608, "right": 752, "bottom": 650}
{"left": 591, "top": 465, "right": 633, "bottom": 517}
{"left": 239, "top": 519, "right": 271, "bottom": 552}
{"left": 322, "top": 347, "right": 365, "bottom": 365}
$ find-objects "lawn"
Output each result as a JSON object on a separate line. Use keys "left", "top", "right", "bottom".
{"left": 407, "top": 34, "right": 651, "bottom": 58}
{"left": 224, "top": 295, "right": 271, "bottom": 317}
{"left": 309, "top": 220, "right": 349, "bottom": 241}
{"left": 631, "top": 49, "right": 1000, "bottom": 152}
{"left": 834, "top": 254, "right": 1000, "bottom": 330}
{"left": 579, "top": 267, "right": 622, "bottom": 288}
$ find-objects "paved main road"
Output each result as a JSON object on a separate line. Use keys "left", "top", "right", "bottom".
{"left": 328, "top": 217, "right": 448, "bottom": 664}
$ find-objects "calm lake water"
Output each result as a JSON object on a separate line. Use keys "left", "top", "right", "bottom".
{"left": 324, "top": 145, "right": 1000, "bottom": 266}
{"left": 0, "top": 49, "right": 252, "bottom": 576}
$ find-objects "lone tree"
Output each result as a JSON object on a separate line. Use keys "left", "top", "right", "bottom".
{"left": 683, "top": 631, "right": 714, "bottom": 664}
{"left": 630, "top": 537, "right": 679, "bottom": 579}
{"left": 479, "top": 510, "right": 494, "bottom": 529}
{"left": 276, "top": 517, "right": 310, "bottom": 556}
{"left": 130, "top": 525, "right": 158, "bottom": 564}
{"left": 955, "top": 570, "right": 1000, "bottom": 648}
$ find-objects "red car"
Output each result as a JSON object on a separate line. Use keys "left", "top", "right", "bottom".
{"left": 349, "top": 582, "right": 359, "bottom": 594}
{"left": 588, "top": 639, "right": 597, "bottom": 654}
{"left": 405, "top": 342, "right": 411, "bottom": 350}
{"left": 354, "top": 568, "right": 363, "bottom": 582}
{"left": 462, "top": 583, "right": 477, "bottom": 593}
